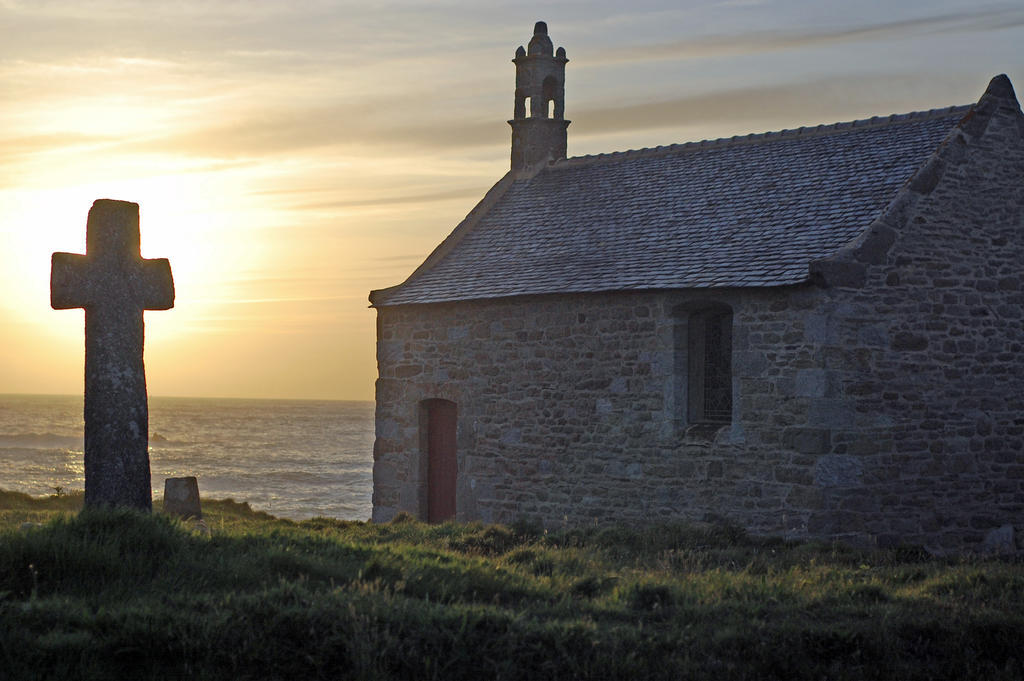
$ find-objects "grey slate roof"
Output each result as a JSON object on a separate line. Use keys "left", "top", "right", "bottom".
{"left": 371, "top": 105, "right": 971, "bottom": 307}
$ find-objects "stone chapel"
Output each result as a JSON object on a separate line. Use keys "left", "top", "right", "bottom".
{"left": 369, "top": 22, "right": 1024, "bottom": 552}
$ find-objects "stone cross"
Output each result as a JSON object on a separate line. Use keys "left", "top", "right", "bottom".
{"left": 51, "top": 199, "right": 174, "bottom": 511}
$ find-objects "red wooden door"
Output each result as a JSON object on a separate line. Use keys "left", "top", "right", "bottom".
{"left": 427, "top": 401, "right": 457, "bottom": 522}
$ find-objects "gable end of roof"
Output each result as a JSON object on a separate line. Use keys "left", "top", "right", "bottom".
{"left": 809, "top": 74, "right": 1023, "bottom": 288}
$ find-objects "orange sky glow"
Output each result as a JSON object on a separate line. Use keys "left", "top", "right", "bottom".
{"left": 0, "top": 1, "right": 1021, "bottom": 400}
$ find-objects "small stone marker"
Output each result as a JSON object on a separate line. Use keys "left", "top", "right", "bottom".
{"left": 983, "top": 524, "right": 1016, "bottom": 555}
{"left": 51, "top": 199, "right": 174, "bottom": 511}
{"left": 164, "top": 477, "right": 202, "bottom": 519}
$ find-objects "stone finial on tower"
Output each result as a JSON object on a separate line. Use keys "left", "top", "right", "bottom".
{"left": 509, "top": 21, "right": 570, "bottom": 172}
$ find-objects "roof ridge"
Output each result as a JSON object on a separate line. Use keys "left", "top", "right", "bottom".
{"left": 553, "top": 104, "right": 972, "bottom": 169}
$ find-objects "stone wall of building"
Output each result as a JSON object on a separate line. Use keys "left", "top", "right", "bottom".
{"left": 372, "top": 83, "right": 1024, "bottom": 552}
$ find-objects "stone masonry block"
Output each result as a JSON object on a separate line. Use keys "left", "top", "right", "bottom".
{"left": 809, "top": 259, "right": 867, "bottom": 288}
{"left": 795, "top": 369, "right": 827, "bottom": 397}
{"left": 803, "top": 314, "right": 827, "bottom": 344}
{"left": 814, "top": 455, "right": 864, "bottom": 488}
{"left": 782, "top": 427, "right": 831, "bottom": 454}
{"left": 807, "top": 399, "right": 857, "bottom": 428}
{"left": 982, "top": 525, "right": 1016, "bottom": 555}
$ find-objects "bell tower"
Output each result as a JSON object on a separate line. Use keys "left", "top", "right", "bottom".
{"left": 509, "top": 21, "right": 570, "bottom": 172}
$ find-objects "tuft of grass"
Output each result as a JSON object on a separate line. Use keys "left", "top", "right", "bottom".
{"left": 0, "top": 490, "right": 1022, "bottom": 680}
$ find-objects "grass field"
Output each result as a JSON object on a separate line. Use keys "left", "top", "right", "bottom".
{"left": 1, "top": 489, "right": 1022, "bottom": 680}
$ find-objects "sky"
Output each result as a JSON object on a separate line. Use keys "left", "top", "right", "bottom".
{"left": 0, "top": 0, "right": 1021, "bottom": 401}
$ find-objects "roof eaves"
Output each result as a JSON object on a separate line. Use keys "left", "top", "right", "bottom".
{"left": 374, "top": 277, "right": 816, "bottom": 308}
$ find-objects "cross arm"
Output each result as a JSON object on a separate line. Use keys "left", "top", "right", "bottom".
{"left": 137, "top": 258, "right": 175, "bottom": 310}
{"left": 51, "top": 253, "right": 175, "bottom": 311}
{"left": 51, "top": 252, "right": 93, "bottom": 309}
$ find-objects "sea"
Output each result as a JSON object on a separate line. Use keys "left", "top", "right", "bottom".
{"left": 0, "top": 394, "right": 375, "bottom": 521}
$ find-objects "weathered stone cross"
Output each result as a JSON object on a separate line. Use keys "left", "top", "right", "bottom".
{"left": 51, "top": 199, "right": 175, "bottom": 511}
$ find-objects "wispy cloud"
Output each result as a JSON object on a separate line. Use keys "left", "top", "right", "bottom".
{"left": 571, "top": 74, "right": 975, "bottom": 140}
{"left": 371, "top": 254, "right": 430, "bottom": 263}
{"left": 0, "top": 1, "right": 487, "bottom": 66}
{"left": 586, "top": 7, "right": 1024, "bottom": 65}
{"left": 132, "top": 107, "right": 503, "bottom": 158}
{"left": 294, "top": 187, "right": 488, "bottom": 210}
{"left": 205, "top": 296, "right": 358, "bottom": 305}
{"left": 0, "top": 132, "right": 114, "bottom": 163}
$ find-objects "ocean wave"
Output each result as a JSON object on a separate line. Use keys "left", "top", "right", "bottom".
{"left": 1, "top": 431, "right": 190, "bottom": 451}
{"left": 237, "top": 470, "right": 353, "bottom": 485}
{"left": 148, "top": 432, "right": 191, "bottom": 448}
{"left": 0, "top": 433, "right": 83, "bottom": 450}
